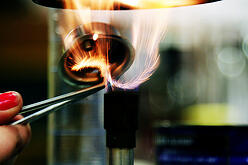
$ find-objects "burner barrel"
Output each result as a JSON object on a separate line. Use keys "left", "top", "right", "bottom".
{"left": 108, "top": 149, "right": 134, "bottom": 165}
{"left": 104, "top": 91, "right": 139, "bottom": 165}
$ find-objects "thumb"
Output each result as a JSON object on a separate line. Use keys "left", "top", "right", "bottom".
{"left": 0, "top": 92, "right": 23, "bottom": 124}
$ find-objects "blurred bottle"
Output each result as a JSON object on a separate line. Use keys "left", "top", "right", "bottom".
{"left": 47, "top": 9, "right": 106, "bottom": 165}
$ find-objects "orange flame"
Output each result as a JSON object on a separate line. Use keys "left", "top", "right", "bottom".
{"left": 92, "top": 33, "right": 99, "bottom": 41}
{"left": 63, "top": 0, "right": 214, "bottom": 10}
{"left": 67, "top": 37, "right": 110, "bottom": 83}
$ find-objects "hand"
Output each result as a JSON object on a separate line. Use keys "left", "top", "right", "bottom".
{"left": 0, "top": 92, "right": 31, "bottom": 164}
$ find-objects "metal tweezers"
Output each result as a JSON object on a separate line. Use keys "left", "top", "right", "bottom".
{"left": 10, "top": 83, "right": 105, "bottom": 126}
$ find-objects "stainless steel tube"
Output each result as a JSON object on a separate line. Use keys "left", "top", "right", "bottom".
{"left": 107, "top": 148, "right": 134, "bottom": 165}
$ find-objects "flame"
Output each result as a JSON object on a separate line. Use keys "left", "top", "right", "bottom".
{"left": 119, "top": 0, "right": 205, "bottom": 8}
{"left": 93, "top": 33, "right": 99, "bottom": 41}
{"left": 62, "top": 0, "right": 214, "bottom": 10}
{"left": 71, "top": 58, "right": 106, "bottom": 72}
{"left": 67, "top": 40, "right": 110, "bottom": 82}
{"left": 109, "top": 10, "right": 168, "bottom": 89}
{"left": 60, "top": 0, "right": 171, "bottom": 89}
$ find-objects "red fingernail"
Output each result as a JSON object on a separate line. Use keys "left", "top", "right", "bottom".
{"left": 0, "top": 92, "right": 19, "bottom": 111}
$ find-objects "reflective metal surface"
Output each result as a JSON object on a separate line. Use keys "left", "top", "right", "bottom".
{"left": 60, "top": 23, "right": 135, "bottom": 87}
{"left": 108, "top": 148, "right": 134, "bottom": 165}
{"left": 11, "top": 83, "right": 104, "bottom": 125}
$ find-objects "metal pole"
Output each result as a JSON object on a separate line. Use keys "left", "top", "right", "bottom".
{"left": 108, "top": 148, "right": 134, "bottom": 165}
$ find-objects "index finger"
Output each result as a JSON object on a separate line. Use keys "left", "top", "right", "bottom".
{"left": 0, "top": 92, "right": 23, "bottom": 125}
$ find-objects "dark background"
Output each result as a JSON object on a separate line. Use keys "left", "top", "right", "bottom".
{"left": 0, "top": 1, "right": 48, "bottom": 164}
